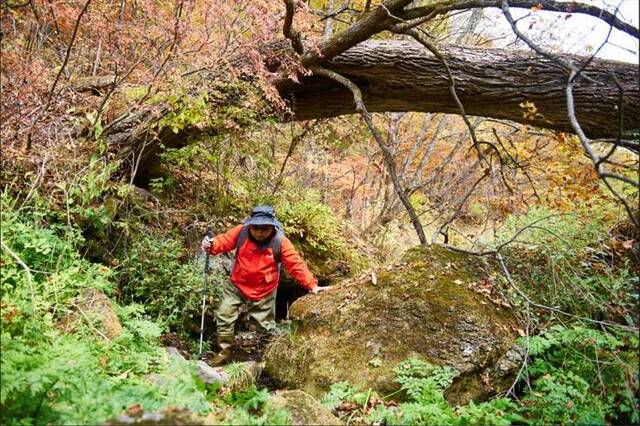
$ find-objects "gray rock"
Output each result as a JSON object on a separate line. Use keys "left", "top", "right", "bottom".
{"left": 264, "top": 245, "right": 519, "bottom": 404}
{"left": 496, "top": 344, "right": 526, "bottom": 376}
{"left": 165, "top": 346, "right": 184, "bottom": 359}
{"left": 196, "top": 360, "right": 228, "bottom": 385}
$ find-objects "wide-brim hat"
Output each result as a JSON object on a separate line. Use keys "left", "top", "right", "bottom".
{"left": 243, "top": 205, "right": 282, "bottom": 229}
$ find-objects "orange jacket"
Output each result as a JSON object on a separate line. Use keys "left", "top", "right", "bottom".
{"left": 209, "top": 225, "right": 318, "bottom": 301}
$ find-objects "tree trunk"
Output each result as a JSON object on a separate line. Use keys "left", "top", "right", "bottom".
{"left": 284, "top": 41, "right": 639, "bottom": 139}
{"left": 105, "top": 41, "right": 638, "bottom": 186}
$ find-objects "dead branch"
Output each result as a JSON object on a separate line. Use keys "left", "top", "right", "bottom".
{"left": 310, "top": 65, "right": 428, "bottom": 244}
{"left": 282, "top": 0, "right": 305, "bottom": 54}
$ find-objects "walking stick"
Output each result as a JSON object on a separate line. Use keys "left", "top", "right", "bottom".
{"left": 198, "top": 226, "right": 213, "bottom": 358}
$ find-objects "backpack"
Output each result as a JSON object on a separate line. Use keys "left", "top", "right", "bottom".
{"left": 234, "top": 225, "right": 284, "bottom": 273}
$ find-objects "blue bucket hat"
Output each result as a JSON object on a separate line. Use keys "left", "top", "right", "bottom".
{"left": 244, "top": 205, "right": 282, "bottom": 229}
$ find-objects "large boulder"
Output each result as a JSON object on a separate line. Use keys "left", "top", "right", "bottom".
{"left": 268, "top": 390, "right": 342, "bottom": 425}
{"left": 265, "top": 245, "right": 520, "bottom": 405}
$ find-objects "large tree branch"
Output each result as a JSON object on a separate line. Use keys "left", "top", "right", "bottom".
{"left": 300, "top": 0, "right": 414, "bottom": 66}
{"left": 282, "top": 0, "right": 305, "bottom": 54}
{"left": 285, "top": 41, "right": 639, "bottom": 139}
{"left": 300, "top": 0, "right": 638, "bottom": 71}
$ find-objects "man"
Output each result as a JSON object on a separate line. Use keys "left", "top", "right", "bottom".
{"left": 201, "top": 205, "right": 326, "bottom": 366}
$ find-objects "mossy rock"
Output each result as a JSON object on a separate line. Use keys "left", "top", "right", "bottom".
{"left": 265, "top": 245, "right": 519, "bottom": 405}
{"left": 268, "top": 390, "right": 342, "bottom": 425}
{"left": 57, "top": 288, "right": 123, "bottom": 339}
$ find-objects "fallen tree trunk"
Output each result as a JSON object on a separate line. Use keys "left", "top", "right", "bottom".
{"left": 284, "top": 41, "right": 639, "bottom": 139}
{"left": 104, "top": 40, "right": 639, "bottom": 185}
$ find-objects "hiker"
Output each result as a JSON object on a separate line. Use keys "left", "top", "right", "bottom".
{"left": 201, "top": 205, "right": 327, "bottom": 365}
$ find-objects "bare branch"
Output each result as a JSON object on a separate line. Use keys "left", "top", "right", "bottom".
{"left": 404, "top": 28, "right": 487, "bottom": 163}
{"left": 1, "top": 240, "right": 37, "bottom": 317}
{"left": 272, "top": 122, "right": 314, "bottom": 195}
{"left": 310, "top": 65, "right": 428, "bottom": 244}
{"left": 497, "top": 253, "right": 638, "bottom": 332}
{"left": 402, "top": 0, "right": 639, "bottom": 39}
{"left": 26, "top": 0, "right": 92, "bottom": 151}
{"left": 282, "top": 0, "right": 305, "bottom": 54}
{"left": 502, "top": 0, "right": 639, "bottom": 227}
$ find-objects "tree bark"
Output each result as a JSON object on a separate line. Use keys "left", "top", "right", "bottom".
{"left": 284, "top": 41, "right": 639, "bottom": 139}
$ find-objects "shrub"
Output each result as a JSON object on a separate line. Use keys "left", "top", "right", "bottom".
{"left": 496, "top": 203, "right": 637, "bottom": 325}
{"left": 118, "top": 233, "right": 226, "bottom": 333}
{"left": 518, "top": 325, "right": 639, "bottom": 424}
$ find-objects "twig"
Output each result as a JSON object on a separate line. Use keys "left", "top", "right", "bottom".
{"left": 432, "top": 169, "right": 489, "bottom": 243}
{"left": 502, "top": 0, "right": 639, "bottom": 227}
{"left": 401, "top": 0, "right": 639, "bottom": 39}
{"left": 272, "top": 122, "right": 313, "bottom": 195}
{"left": 496, "top": 253, "right": 637, "bottom": 332}
{"left": 26, "top": 0, "right": 93, "bottom": 151}
{"left": 18, "top": 153, "right": 50, "bottom": 211}
{"left": 74, "top": 303, "right": 110, "bottom": 341}
{"left": 1, "top": 240, "right": 37, "bottom": 317}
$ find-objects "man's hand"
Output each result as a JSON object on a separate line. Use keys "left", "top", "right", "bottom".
{"left": 201, "top": 236, "right": 213, "bottom": 252}
{"left": 310, "top": 285, "right": 329, "bottom": 295}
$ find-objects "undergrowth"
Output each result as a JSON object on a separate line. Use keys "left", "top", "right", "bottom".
{"left": 322, "top": 337, "right": 638, "bottom": 425}
{"left": 0, "top": 192, "right": 288, "bottom": 425}
{"left": 321, "top": 358, "right": 523, "bottom": 425}
{"left": 496, "top": 203, "right": 638, "bottom": 326}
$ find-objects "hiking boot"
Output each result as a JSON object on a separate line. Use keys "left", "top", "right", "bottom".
{"left": 210, "top": 335, "right": 234, "bottom": 366}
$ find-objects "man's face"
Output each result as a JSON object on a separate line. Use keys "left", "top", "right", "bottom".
{"left": 249, "top": 224, "right": 274, "bottom": 242}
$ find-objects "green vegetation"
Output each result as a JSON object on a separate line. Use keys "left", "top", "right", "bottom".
{"left": 311, "top": 203, "right": 638, "bottom": 426}
{"left": 321, "top": 359, "right": 523, "bottom": 425}
{"left": 497, "top": 203, "right": 638, "bottom": 325}
{"left": 118, "top": 232, "right": 223, "bottom": 335}
{"left": 520, "top": 325, "right": 638, "bottom": 424}
{"left": 0, "top": 193, "right": 288, "bottom": 425}
{"left": 321, "top": 336, "right": 638, "bottom": 425}
{"left": 3, "top": 0, "right": 637, "bottom": 424}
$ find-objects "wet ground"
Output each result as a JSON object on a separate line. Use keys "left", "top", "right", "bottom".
{"left": 161, "top": 330, "right": 280, "bottom": 390}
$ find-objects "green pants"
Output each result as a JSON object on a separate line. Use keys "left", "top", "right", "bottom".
{"left": 216, "top": 281, "right": 276, "bottom": 337}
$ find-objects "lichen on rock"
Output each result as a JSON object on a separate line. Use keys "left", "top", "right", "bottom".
{"left": 265, "top": 244, "right": 520, "bottom": 404}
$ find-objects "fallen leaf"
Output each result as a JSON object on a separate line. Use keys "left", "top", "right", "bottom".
{"left": 622, "top": 239, "right": 635, "bottom": 249}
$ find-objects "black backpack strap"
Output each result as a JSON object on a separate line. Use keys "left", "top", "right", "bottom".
{"left": 233, "top": 225, "right": 250, "bottom": 272}
{"left": 235, "top": 225, "right": 250, "bottom": 252}
{"left": 271, "top": 230, "right": 284, "bottom": 273}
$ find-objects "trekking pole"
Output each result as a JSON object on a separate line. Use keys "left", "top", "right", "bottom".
{"left": 198, "top": 227, "right": 213, "bottom": 358}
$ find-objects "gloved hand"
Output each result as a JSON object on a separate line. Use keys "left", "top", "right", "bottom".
{"left": 310, "top": 285, "right": 329, "bottom": 295}
{"left": 201, "top": 236, "right": 213, "bottom": 252}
